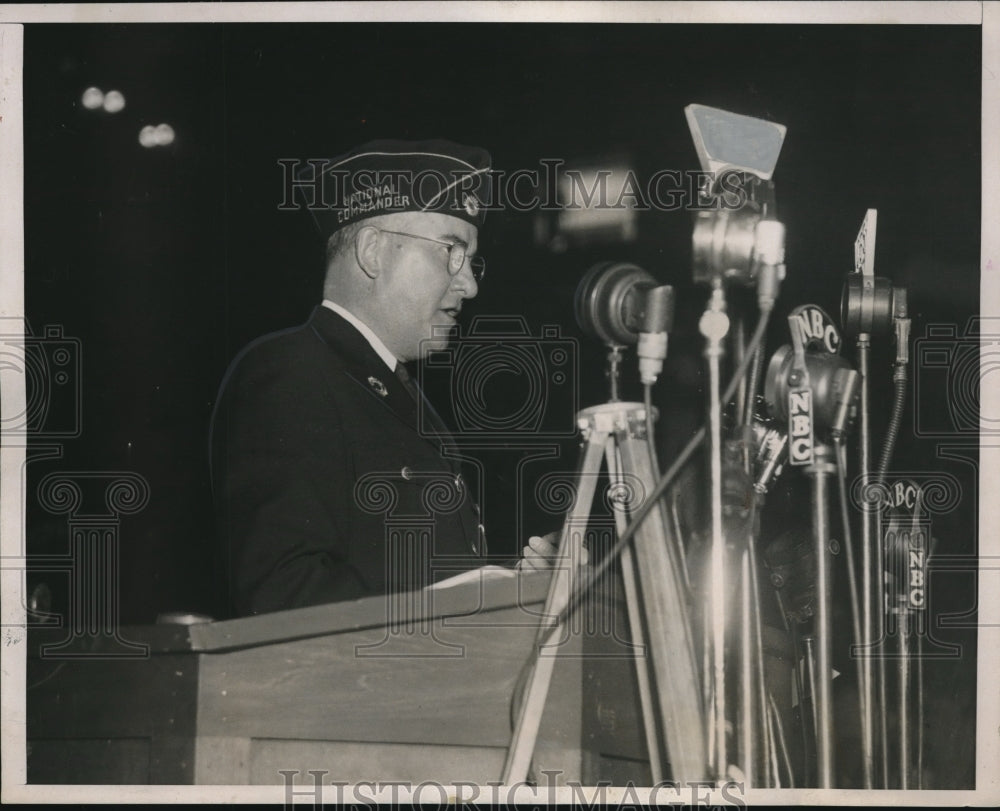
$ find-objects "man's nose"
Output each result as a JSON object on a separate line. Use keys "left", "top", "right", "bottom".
{"left": 453, "top": 262, "right": 479, "bottom": 299}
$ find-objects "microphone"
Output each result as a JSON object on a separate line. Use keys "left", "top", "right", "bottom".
{"left": 637, "top": 285, "right": 676, "bottom": 385}
{"left": 575, "top": 261, "right": 673, "bottom": 398}
{"left": 685, "top": 104, "right": 787, "bottom": 289}
{"left": 839, "top": 208, "right": 907, "bottom": 341}
{"left": 763, "top": 305, "right": 861, "bottom": 465}
{"left": 878, "top": 479, "right": 930, "bottom": 606}
{"left": 764, "top": 347, "right": 861, "bottom": 431}
{"left": 574, "top": 261, "right": 658, "bottom": 346}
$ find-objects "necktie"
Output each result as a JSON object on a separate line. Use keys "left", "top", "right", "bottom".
{"left": 394, "top": 361, "right": 421, "bottom": 402}
{"left": 395, "top": 362, "right": 450, "bottom": 437}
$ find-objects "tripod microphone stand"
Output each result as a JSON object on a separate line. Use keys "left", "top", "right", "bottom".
{"left": 501, "top": 333, "right": 706, "bottom": 783}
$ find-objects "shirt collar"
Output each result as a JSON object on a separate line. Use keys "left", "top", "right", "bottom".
{"left": 321, "top": 299, "right": 398, "bottom": 372}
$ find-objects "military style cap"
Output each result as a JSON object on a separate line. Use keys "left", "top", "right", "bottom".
{"left": 296, "top": 138, "right": 492, "bottom": 238}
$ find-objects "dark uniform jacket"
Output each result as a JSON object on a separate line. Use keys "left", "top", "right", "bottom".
{"left": 210, "top": 305, "right": 484, "bottom": 617}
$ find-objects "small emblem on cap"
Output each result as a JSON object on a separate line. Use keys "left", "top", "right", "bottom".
{"left": 367, "top": 376, "right": 388, "bottom": 397}
{"left": 463, "top": 193, "right": 480, "bottom": 217}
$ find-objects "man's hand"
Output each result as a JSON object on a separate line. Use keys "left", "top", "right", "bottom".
{"left": 519, "top": 531, "right": 590, "bottom": 571}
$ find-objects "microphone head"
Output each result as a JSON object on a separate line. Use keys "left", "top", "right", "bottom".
{"left": 840, "top": 273, "right": 895, "bottom": 337}
{"left": 575, "top": 261, "right": 658, "bottom": 346}
{"left": 764, "top": 345, "right": 859, "bottom": 430}
{"left": 641, "top": 285, "right": 675, "bottom": 334}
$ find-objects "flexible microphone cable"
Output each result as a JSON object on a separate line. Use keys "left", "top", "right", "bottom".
{"left": 876, "top": 309, "right": 910, "bottom": 480}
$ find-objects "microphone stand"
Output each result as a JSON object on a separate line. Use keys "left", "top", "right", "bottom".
{"left": 896, "top": 592, "right": 912, "bottom": 789}
{"left": 885, "top": 294, "right": 914, "bottom": 790}
{"left": 843, "top": 209, "right": 896, "bottom": 788}
{"left": 695, "top": 210, "right": 785, "bottom": 783}
{"left": 889, "top": 495, "right": 927, "bottom": 791}
{"left": 804, "top": 442, "right": 837, "bottom": 786}
{"left": 699, "top": 280, "right": 731, "bottom": 781}
{"left": 857, "top": 331, "right": 881, "bottom": 788}
{"left": 781, "top": 314, "right": 838, "bottom": 787}
{"left": 606, "top": 344, "right": 625, "bottom": 402}
{"left": 739, "top": 223, "right": 786, "bottom": 786}
{"left": 501, "top": 318, "right": 706, "bottom": 785}
{"left": 769, "top": 308, "right": 859, "bottom": 787}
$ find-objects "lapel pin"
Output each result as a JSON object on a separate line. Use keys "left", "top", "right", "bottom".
{"left": 367, "top": 376, "right": 388, "bottom": 397}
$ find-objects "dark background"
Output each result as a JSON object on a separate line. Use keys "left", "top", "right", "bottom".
{"left": 20, "top": 23, "right": 980, "bottom": 786}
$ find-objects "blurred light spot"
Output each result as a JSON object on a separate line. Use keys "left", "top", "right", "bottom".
{"left": 103, "top": 90, "right": 126, "bottom": 113}
{"left": 138, "top": 125, "right": 158, "bottom": 148}
{"left": 154, "top": 123, "right": 175, "bottom": 146}
{"left": 139, "top": 123, "right": 177, "bottom": 149}
{"left": 81, "top": 86, "right": 104, "bottom": 110}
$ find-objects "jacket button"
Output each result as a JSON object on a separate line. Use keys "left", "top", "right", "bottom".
{"left": 400, "top": 466, "right": 413, "bottom": 480}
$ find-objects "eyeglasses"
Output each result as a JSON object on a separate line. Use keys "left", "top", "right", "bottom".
{"left": 375, "top": 228, "right": 486, "bottom": 284}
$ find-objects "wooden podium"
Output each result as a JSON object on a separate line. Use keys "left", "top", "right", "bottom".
{"left": 27, "top": 569, "right": 651, "bottom": 785}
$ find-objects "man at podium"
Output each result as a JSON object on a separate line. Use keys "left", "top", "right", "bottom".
{"left": 210, "top": 140, "right": 561, "bottom": 618}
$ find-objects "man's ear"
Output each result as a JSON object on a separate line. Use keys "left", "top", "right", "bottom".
{"left": 354, "top": 225, "right": 382, "bottom": 279}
